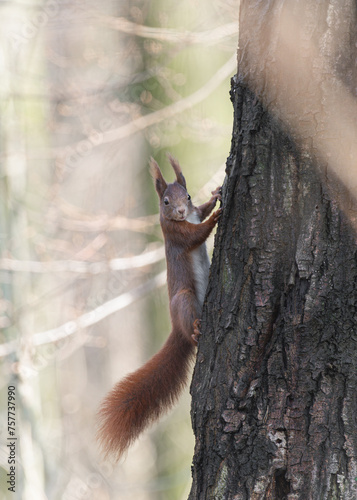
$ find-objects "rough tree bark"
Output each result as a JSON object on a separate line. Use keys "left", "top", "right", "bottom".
{"left": 189, "top": 2, "right": 357, "bottom": 499}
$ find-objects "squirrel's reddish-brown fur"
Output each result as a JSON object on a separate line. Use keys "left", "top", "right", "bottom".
{"left": 97, "top": 328, "right": 194, "bottom": 459}
{"left": 97, "top": 156, "right": 222, "bottom": 459}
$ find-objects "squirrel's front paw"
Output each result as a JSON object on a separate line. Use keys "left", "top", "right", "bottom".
{"left": 211, "top": 186, "right": 222, "bottom": 202}
{"left": 211, "top": 208, "right": 222, "bottom": 223}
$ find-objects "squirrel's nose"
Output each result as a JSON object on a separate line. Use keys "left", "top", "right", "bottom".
{"left": 178, "top": 208, "right": 185, "bottom": 215}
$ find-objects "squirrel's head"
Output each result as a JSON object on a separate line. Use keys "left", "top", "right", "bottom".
{"left": 149, "top": 155, "right": 193, "bottom": 221}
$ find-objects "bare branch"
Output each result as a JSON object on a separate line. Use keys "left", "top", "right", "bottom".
{"left": 95, "top": 54, "right": 237, "bottom": 146}
{"left": 98, "top": 16, "right": 238, "bottom": 45}
{"left": 0, "top": 246, "right": 165, "bottom": 274}
{"left": 48, "top": 54, "right": 237, "bottom": 158}
{"left": 58, "top": 213, "right": 159, "bottom": 233}
{"left": 0, "top": 271, "right": 167, "bottom": 358}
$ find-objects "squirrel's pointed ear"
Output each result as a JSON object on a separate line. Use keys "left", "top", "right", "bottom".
{"left": 149, "top": 158, "right": 167, "bottom": 198}
{"left": 168, "top": 154, "right": 186, "bottom": 189}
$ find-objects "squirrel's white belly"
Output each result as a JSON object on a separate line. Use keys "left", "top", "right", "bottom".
{"left": 186, "top": 211, "right": 211, "bottom": 308}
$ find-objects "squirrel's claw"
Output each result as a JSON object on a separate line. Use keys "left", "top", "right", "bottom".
{"left": 192, "top": 319, "right": 202, "bottom": 345}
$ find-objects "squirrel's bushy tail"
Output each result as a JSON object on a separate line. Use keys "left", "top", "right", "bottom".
{"left": 97, "top": 330, "right": 195, "bottom": 459}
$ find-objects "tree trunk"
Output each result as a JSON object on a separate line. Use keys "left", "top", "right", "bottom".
{"left": 189, "top": 2, "right": 357, "bottom": 499}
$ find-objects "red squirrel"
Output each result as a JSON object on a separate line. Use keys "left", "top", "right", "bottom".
{"left": 97, "top": 155, "right": 222, "bottom": 459}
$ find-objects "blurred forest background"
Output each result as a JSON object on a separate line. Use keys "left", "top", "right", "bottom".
{"left": 0, "top": 0, "right": 238, "bottom": 499}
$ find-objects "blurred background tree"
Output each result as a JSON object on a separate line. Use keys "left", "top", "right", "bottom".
{"left": 0, "top": 0, "right": 238, "bottom": 499}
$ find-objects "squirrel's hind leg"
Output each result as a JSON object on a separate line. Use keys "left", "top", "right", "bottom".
{"left": 192, "top": 319, "right": 202, "bottom": 344}
{"left": 170, "top": 289, "right": 200, "bottom": 345}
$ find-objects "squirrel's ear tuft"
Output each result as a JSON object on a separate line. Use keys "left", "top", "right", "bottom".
{"left": 149, "top": 158, "right": 167, "bottom": 198}
{"left": 168, "top": 154, "right": 186, "bottom": 189}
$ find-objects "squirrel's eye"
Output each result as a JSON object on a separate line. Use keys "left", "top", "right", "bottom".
{"left": 164, "top": 198, "right": 169, "bottom": 205}
{"left": 187, "top": 194, "right": 191, "bottom": 201}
